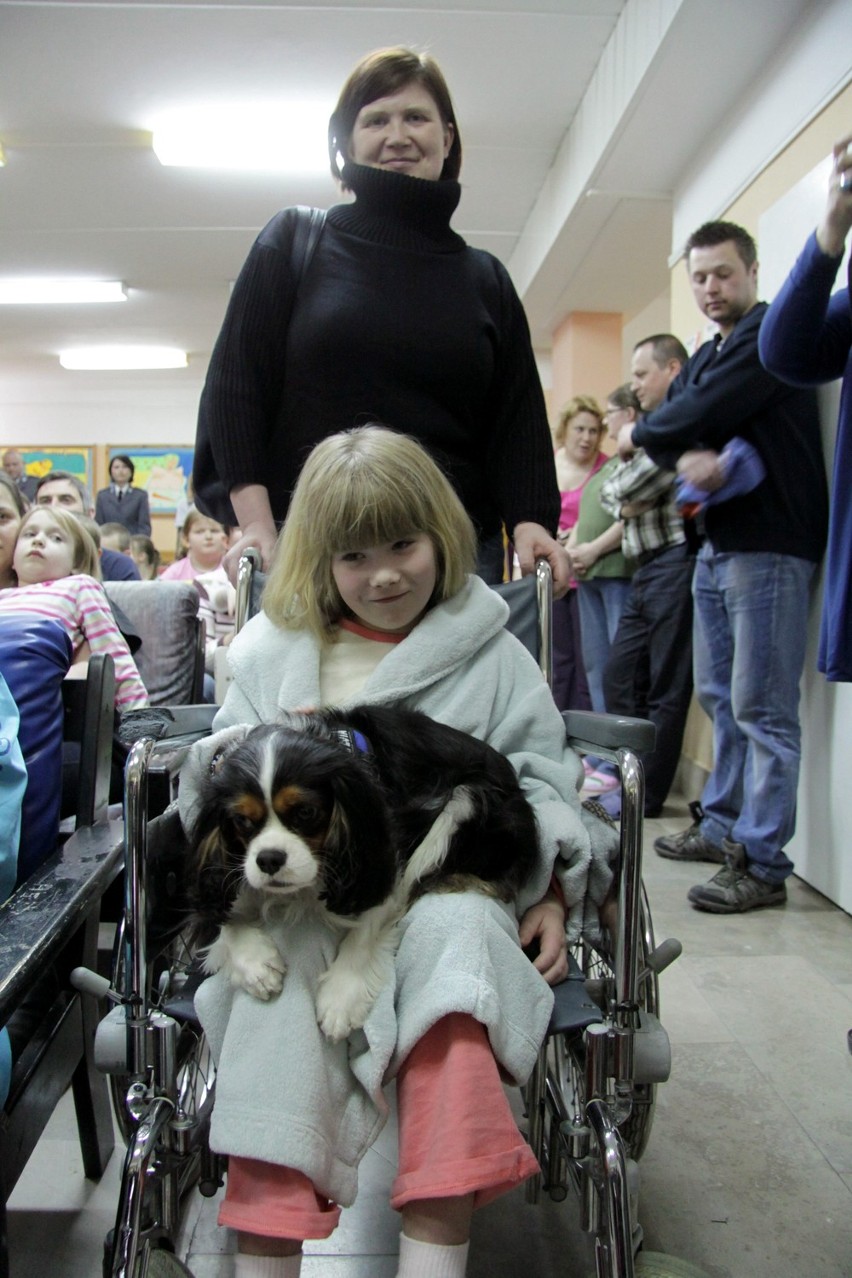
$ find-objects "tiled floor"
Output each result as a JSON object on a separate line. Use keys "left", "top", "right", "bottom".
{"left": 8, "top": 795, "right": 852, "bottom": 1277}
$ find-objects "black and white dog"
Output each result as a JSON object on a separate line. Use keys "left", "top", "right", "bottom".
{"left": 188, "top": 703, "right": 537, "bottom": 1040}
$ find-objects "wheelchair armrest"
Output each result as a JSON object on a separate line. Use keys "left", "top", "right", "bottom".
{"left": 117, "top": 704, "right": 219, "bottom": 815}
{"left": 562, "top": 710, "right": 656, "bottom": 759}
{"left": 117, "top": 704, "right": 218, "bottom": 748}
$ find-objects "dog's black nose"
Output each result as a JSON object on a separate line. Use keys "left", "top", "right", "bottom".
{"left": 255, "top": 849, "right": 287, "bottom": 876}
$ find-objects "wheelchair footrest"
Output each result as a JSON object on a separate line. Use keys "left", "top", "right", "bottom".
{"left": 547, "top": 953, "right": 605, "bottom": 1037}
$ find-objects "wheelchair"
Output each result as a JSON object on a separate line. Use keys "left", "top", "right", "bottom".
{"left": 72, "top": 554, "right": 689, "bottom": 1278}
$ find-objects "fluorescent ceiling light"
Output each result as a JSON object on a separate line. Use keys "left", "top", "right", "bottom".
{"left": 0, "top": 278, "right": 126, "bottom": 304}
{"left": 59, "top": 346, "right": 187, "bottom": 371}
{"left": 152, "top": 103, "right": 329, "bottom": 171}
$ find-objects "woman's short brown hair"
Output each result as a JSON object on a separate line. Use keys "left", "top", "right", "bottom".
{"left": 606, "top": 383, "right": 641, "bottom": 415}
{"left": 329, "top": 46, "right": 462, "bottom": 182}
{"left": 262, "top": 425, "right": 477, "bottom": 641}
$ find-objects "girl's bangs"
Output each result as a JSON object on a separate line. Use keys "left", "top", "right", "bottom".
{"left": 323, "top": 478, "right": 430, "bottom": 553}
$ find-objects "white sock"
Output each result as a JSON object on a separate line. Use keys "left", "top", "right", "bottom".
{"left": 234, "top": 1253, "right": 302, "bottom": 1277}
{"left": 396, "top": 1232, "right": 470, "bottom": 1278}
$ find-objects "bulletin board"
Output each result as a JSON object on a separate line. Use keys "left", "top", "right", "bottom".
{"left": 14, "top": 446, "right": 93, "bottom": 489}
{"left": 106, "top": 445, "right": 194, "bottom": 514}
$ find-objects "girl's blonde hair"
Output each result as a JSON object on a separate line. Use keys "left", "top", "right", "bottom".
{"left": 17, "top": 506, "right": 101, "bottom": 581}
{"left": 263, "top": 425, "right": 478, "bottom": 640}
{"left": 554, "top": 394, "right": 604, "bottom": 448}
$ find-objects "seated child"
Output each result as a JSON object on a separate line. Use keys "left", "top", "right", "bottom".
{"left": 129, "top": 534, "right": 161, "bottom": 580}
{"left": 0, "top": 507, "right": 148, "bottom": 711}
{"left": 179, "top": 425, "right": 616, "bottom": 1278}
{"left": 98, "top": 521, "right": 132, "bottom": 555}
{"left": 161, "top": 510, "right": 236, "bottom": 683}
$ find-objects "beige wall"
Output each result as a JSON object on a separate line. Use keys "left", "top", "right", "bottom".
{"left": 621, "top": 288, "right": 672, "bottom": 375}
{"left": 670, "top": 82, "right": 852, "bottom": 340}
{"left": 550, "top": 311, "right": 624, "bottom": 429}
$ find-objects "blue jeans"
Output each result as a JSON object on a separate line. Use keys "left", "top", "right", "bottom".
{"left": 693, "top": 547, "right": 816, "bottom": 884}
{"left": 577, "top": 577, "right": 633, "bottom": 714}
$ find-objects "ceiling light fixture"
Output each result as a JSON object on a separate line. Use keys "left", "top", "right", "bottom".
{"left": 0, "top": 278, "right": 127, "bottom": 304}
{"left": 152, "top": 103, "right": 329, "bottom": 172}
{"left": 0, "top": 143, "right": 6, "bottom": 168}
{"left": 59, "top": 346, "right": 187, "bottom": 371}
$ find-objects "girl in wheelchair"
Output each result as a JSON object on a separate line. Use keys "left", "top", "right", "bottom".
{"left": 179, "top": 425, "right": 616, "bottom": 1278}
{"left": 0, "top": 504, "right": 148, "bottom": 710}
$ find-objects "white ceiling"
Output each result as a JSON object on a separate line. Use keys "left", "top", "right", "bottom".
{"left": 0, "top": 0, "right": 821, "bottom": 392}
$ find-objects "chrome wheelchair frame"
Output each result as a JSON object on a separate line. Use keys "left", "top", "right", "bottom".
{"left": 73, "top": 554, "right": 684, "bottom": 1278}
{"left": 74, "top": 711, "right": 221, "bottom": 1277}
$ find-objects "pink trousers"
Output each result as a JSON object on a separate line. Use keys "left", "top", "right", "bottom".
{"left": 219, "top": 1013, "right": 540, "bottom": 1239}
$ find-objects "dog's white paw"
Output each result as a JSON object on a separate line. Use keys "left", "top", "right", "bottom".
{"left": 228, "top": 930, "right": 287, "bottom": 1001}
{"left": 315, "top": 967, "right": 375, "bottom": 1042}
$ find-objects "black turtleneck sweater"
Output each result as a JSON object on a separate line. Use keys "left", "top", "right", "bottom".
{"left": 196, "top": 162, "right": 559, "bottom": 540}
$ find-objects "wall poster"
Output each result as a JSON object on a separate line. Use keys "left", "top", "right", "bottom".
{"left": 106, "top": 445, "right": 194, "bottom": 514}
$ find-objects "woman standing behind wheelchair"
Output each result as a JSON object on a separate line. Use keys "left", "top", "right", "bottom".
{"left": 194, "top": 45, "right": 568, "bottom": 596}
{"left": 180, "top": 426, "right": 616, "bottom": 1278}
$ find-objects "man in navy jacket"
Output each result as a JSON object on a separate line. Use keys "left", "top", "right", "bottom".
{"left": 621, "top": 220, "right": 828, "bottom": 913}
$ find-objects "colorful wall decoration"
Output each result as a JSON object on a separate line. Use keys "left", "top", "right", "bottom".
{"left": 16, "top": 446, "right": 93, "bottom": 490}
{"left": 107, "top": 445, "right": 194, "bottom": 514}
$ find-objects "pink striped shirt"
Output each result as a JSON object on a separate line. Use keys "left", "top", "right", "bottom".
{"left": 0, "top": 574, "right": 148, "bottom": 709}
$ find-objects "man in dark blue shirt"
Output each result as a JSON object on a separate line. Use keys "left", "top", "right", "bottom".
{"left": 621, "top": 221, "right": 828, "bottom": 914}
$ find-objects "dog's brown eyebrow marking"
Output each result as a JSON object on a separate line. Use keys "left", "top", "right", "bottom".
{"left": 230, "top": 794, "right": 267, "bottom": 822}
{"left": 272, "top": 784, "right": 314, "bottom": 816}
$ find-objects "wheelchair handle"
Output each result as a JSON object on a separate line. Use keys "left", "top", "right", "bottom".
{"left": 71, "top": 965, "right": 123, "bottom": 1005}
{"left": 641, "top": 937, "right": 682, "bottom": 980}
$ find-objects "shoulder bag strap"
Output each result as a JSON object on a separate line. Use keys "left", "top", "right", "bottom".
{"left": 289, "top": 206, "right": 327, "bottom": 292}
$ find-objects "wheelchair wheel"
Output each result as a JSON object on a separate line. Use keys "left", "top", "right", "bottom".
{"left": 109, "top": 914, "right": 216, "bottom": 1185}
{"left": 557, "top": 883, "right": 659, "bottom": 1161}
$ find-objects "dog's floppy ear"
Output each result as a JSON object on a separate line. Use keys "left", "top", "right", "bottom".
{"left": 186, "top": 823, "right": 238, "bottom": 948}
{"left": 189, "top": 822, "right": 236, "bottom": 915}
{"left": 320, "top": 764, "right": 397, "bottom": 916}
{"left": 178, "top": 724, "right": 253, "bottom": 834}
